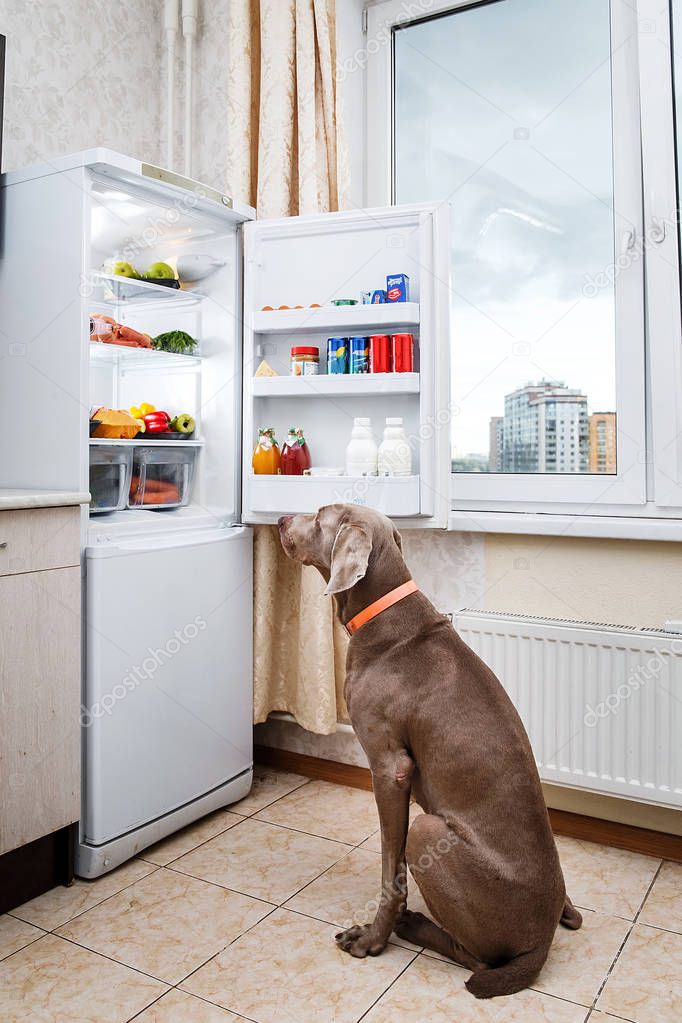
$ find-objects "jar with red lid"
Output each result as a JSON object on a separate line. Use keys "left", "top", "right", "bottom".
{"left": 290, "top": 346, "right": 319, "bottom": 376}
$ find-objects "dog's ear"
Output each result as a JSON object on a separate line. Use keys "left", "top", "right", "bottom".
{"left": 392, "top": 525, "right": 403, "bottom": 552}
{"left": 325, "top": 523, "right": 372, "bottom": 595}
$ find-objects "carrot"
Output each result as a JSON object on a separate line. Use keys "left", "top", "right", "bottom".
{"left": 116, "top": 324, "right": 152, "bottom": 348}
{"left": 131, "top": 476, "right": 178, "bottom": 494}
{"left": 141, "top": 488, "right": 179, "bottom": 505}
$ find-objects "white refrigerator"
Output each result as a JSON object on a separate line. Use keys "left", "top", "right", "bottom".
{"left": 0, "top": 150, "right": 451, "bottom": 877}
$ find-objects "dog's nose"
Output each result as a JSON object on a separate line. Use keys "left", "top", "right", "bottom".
{"left": 278, "top": 514, "right": 292, "bottom": 529}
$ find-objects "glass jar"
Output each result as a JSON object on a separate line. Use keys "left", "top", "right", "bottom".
{"left": 290, "top": 346, "right": 319, "bottom": 376}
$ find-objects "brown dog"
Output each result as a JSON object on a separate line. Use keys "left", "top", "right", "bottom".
{"left": 278, "top": 504, "right": 582, "bottom": 999}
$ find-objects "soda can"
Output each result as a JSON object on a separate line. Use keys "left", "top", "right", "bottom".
{"left": 327, "top": 337, "right": 348, "bottom": 374}
{"left": 369, "top": 335, "right": 391, "bottom": 374}
{"left": 391, "top": 333, "right": 414, "bottom": 373}
{"left": 349, "top": 336, "right": 370, "bottom": 374}
{"left": 371, "top": 289, "right": 387, "bottom": 304}
{"left": 360, "top": 291, "right": 372, "bottom": 305}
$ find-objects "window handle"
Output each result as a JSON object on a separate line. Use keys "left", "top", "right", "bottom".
{"left": 649, "top": 218, "right": 666, "bottom": 244}
{"left": 622, "top": 228, "right": 636, "bottom": 253}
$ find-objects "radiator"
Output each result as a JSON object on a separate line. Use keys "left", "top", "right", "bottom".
{"left": 454, "top": 610, "right": 682, "bottom": 809}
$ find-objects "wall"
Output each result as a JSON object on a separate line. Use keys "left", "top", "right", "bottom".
{"left": 0, "top": 0, "right": 163, "bottom": 172}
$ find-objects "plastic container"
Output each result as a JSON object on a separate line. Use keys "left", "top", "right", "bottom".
{"left": 378, "top": 418, "right": 412, "bottom": 477}
{"left": 290, "top": 346, "right": 319, "bottom": 376}
{"left": 89, "top": 444, "right": 133, "bottom": 514}
{"left": 345, "top": 418, "right": 378, "bottom": 477}
{"left": 128, "top": 446, "right": 198, "bottom": 509}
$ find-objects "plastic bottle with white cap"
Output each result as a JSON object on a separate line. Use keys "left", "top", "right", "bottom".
{"left": 345, "top": 418, "right": 378, "bottom": 477}
{"left": 378, "top": 417, "right": 412, "bottom": 476}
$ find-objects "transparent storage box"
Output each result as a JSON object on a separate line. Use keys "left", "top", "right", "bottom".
{"left": 128, "top": 446, "right": 198, "bottom": 509}
{"left": 89, "top": 445, "right": 133, "bottom": 514}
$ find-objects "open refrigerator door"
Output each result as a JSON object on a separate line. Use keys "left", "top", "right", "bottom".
{"left": 242, "top": 202, "right": 451, "bottom": 526}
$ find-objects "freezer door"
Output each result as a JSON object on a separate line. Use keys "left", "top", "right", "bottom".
{"left": 83, "top": 527, "right": 252, "bottom": 846}
{"left": 242, "top": 202, "right": 451, "bottom": 526}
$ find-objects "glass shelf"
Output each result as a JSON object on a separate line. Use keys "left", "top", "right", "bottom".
{"left": 89, "top": 437, "right": 203, "bottom": 447}
{"left": 90, "top": 271, "right": 204, "bottom": 309}
{"left": 89, "top": 342, "right": 202, "bottom": 370}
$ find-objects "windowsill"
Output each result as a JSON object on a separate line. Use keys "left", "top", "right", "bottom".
{"left": 449, "top": 509, "right": 682, "bottom": 541}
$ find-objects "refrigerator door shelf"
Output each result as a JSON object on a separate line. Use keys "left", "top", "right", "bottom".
{"left": 249, "top": 474, "right": 420, "bottom": 517}
{"left": 251, "top": 302, "right": 420, "bottom": 335}
{"left": 82, "top": 526, "right": 253, "bottom": 864}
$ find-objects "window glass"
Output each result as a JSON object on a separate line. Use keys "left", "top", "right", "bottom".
{"left": 393, "top": 0, "right": 617, "bottom": 474}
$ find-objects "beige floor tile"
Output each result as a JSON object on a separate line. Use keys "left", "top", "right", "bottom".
{"left": 171, "top": 817, "right": 350, "bottom": 903}
{"left": 56, "top": 867, "right": 272, "bottom": 985}
{"left": 0, "top": 914, "right": 44, "bottom": 959}
{"left": 0, "top": 933, "right": 166, "bottom": 1023}
{"left": 597, "top": 922, "right": 682, "bottom": 1022}
{"left": 11, "top": 858, "right": 158, "bottom": 931}
{"left": 284, "top": 845, "right": 430, "bottom": 949}
{"left": 182, "top": 906, "right": 416, "bottom": 1023}
{"left": 363, "top": 953, "right": 589, "bottom": 1022}
{"left": 230, "top": 766, "right": 309, "bottom": 815}
{"left": 639, "top": 861, "right": 682, "bottom": 933}
{"left": 134, "top": 988, "right": 246, "bottom": 1021}
{"left": 140, "top": 810, "right": 244, "bottom": 867}
{"left": 255, "top": 778, "right": 379, "bottom": 845}
{"left": 532, "top": 909, "right": 630, "bottom": 1006}
{"left": 556, "top": 836, "right": 660, "bottom": 919}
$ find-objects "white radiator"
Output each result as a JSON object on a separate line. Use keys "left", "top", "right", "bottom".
{"left": 454, "top": 610, "right": 682, "bottom": 808}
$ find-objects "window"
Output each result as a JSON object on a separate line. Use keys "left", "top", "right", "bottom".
{"left": 367, "top": 0, "right": 657, "bottom": 520}
{"left": 394, "top": 0, "right": 616, "bottom": 478}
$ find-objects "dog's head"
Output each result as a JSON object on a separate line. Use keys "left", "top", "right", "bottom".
{"left": 278, "top": 504, "right": 403, "bottom": 595}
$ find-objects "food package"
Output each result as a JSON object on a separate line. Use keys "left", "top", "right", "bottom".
{"left": 91, "top": 408, "right": 140, "bottom": 439}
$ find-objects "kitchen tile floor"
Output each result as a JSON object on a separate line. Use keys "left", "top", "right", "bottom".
{"left": 1, "top": 766, "right": 680, "bottom": 1023}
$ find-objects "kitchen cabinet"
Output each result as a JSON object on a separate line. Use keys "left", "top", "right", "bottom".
{"left": 0, "top": 506, "right": 81, "bottom": 868}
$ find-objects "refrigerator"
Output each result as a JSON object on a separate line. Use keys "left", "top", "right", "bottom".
{"left": 0, "top": 150, "right": 451, "bottom": 878}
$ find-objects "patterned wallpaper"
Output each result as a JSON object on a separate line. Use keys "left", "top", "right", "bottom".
{"left": 0, "top": 0, "right": 162, "bottom": 172}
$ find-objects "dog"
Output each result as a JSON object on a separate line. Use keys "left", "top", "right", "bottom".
{"left": 278, "top": 504, "right": 582, "bottom": 999}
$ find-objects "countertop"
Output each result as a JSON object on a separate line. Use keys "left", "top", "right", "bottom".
{"left": 0, "top": 489, "right": 90, "bottom": 511}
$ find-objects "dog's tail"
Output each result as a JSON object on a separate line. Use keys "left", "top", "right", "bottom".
{"left": 560, "top": 896, "right": 583, "bottom": 930}
{"left": 465, "top": 944, "right": 550, "bottom": 1000}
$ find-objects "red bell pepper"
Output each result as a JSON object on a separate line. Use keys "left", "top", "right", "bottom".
{"left": 143, "top": 411, "right": 172, "bottom": 434}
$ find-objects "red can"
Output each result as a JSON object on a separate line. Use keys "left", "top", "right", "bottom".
{"left": 369, "top": 334, "right": 391, "bottom": 373}
{"left": 391, "top": 333, "right": 414, "bottom": 373}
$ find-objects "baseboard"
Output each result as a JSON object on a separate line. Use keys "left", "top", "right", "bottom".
{"left": 0, "top": 824, "right": 76, "bottom": 915}
{"left": 255, "top": 745, "right": 682, "bottom": 864}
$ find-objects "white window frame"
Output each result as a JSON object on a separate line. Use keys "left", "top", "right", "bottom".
{"left": 364, "top": 0, "right": 681, "bottom": 536}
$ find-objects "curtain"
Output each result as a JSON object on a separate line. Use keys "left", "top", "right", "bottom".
{"left": 227, "top": 0, "right": 351, "bottom": 733}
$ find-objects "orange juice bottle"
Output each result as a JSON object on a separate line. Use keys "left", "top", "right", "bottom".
{"left": 252, "top": 428, "right": 281, "bottom": 474}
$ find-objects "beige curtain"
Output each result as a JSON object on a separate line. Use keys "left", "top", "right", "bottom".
{"left": 227, "top": 0, "right": 351, "bottom": 733}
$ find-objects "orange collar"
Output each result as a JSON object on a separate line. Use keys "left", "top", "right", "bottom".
{"left": 346, "top": 580, "right": 419, "bottom": 636}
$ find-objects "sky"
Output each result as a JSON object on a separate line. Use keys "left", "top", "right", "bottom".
{"left": 393, "top": 0, "right": 617, "bottom": 458}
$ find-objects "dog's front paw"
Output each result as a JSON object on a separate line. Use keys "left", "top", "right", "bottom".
{"left": 335, "top": 924, "right": 386, "bottom": 958}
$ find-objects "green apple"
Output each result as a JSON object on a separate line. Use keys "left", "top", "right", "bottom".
{"left": 112, "top": 260, "right": 140, "bottom": 279}
{"left": 146, "top": 261, "right": 175, "bottom": 280}
{"left": 171, "top": 413, "right": 196, "bottom": 435}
